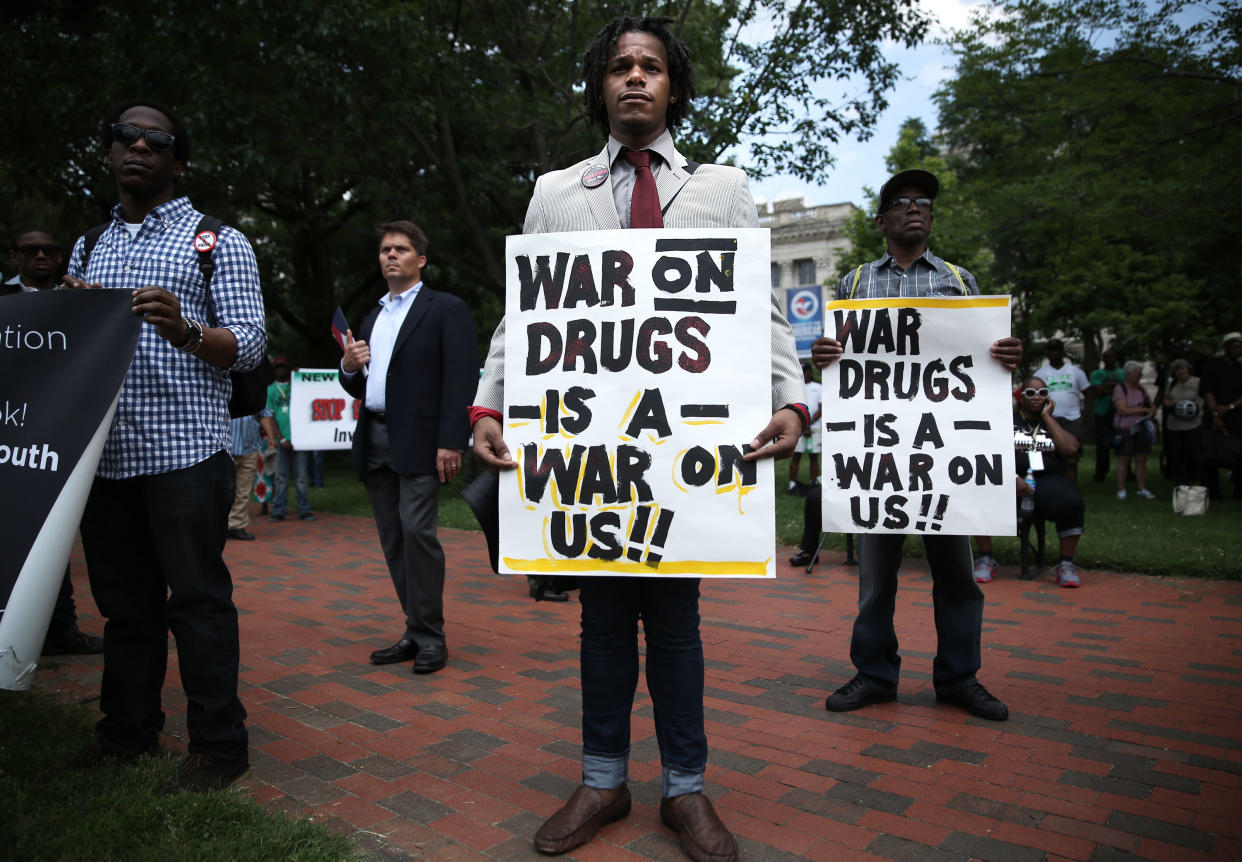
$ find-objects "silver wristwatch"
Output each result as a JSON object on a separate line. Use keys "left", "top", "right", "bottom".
{"left": 175, "top": 318, "right": 205, "bottom": 354}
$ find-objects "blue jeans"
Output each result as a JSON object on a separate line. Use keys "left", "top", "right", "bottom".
{"left": 852, "top": 534, "right": 983, "bottom": 689}
{"left": 578, "top": 577, "right": 706, "bottom": 797}
{"left": 273, "top": 447, "right": 311, "bottom": 517}
{"left": 79, "top": 451, "right": 247, "bottom": 760}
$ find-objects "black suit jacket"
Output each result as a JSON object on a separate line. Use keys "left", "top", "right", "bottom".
{"left": 0, "top": 280, "right": 22, "bottom": 296}
{"left": 341, "top": 285, "right": 478, "bottom": 480}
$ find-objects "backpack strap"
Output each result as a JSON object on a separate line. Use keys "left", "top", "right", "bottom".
{"left": 192, "top": 215, "right": 225, "bottom": 325}
{"left": 849, "top": 264, "right": 864, "bottom": 300}
{"left": 194, "top": 215, "right": 225, "bottom": 292}
{"left": 683, "top": 160, "right": 700, "bottom": 175}
{"left": 943, "top": 260, "right": 968, "bottom": 292}
{"left": 80, "top": 223, "right": 110, "bottom": 272}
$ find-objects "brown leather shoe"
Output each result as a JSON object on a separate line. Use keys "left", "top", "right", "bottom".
{"left": 660, "top": 792, "right": 739, "bottom": 862}
{"left": 533, "top": 783, "right": 630, "bottom": 855}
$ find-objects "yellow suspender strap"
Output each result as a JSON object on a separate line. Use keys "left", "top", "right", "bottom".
{"left": 850, "top": 261, "right": 965, "bottom": 298}
{"left": 944, "top": 261, "right": 967, "bottom": 292}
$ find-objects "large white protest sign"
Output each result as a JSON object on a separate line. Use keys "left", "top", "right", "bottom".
{"left": 500, "top": 228, "right": 775, "bottom": 578}
{"left": 821, "top": 296, "right": 1016, "bottom": 536}
{"left": 289, "top": 368, "right": 359, "bottom": 450}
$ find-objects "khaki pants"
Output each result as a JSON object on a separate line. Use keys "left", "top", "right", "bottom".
{"left": 228, "top": 452, "right": 259, "bottom": 530}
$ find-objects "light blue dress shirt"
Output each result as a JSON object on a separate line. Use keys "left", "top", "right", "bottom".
{"left": 344, "top": 281, "right": 422, "bottom": 412}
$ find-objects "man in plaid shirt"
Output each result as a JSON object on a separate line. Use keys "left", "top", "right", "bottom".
{"left": 812, "top": 169, "right": 1021, "bottom": 723}
{"left": 63, "top": 100, "right": 265, "bottom": 793}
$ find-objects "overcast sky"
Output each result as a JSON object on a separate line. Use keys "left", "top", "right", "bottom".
{"left": 747, "top": 0, "right": 983, "bottom": 210}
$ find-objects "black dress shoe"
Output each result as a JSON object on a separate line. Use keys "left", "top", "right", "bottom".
{"left": 789, "top": 551, "right": 815, "bottom": 567}
{"left": 825, "top": 675, "right": 897, "bottom": 712}
{"left": 527, "top": 577, "right": 570, "bottom": 602}
{"left": 227, "top": 528, "right": 255, "bottom": 541}
{"left": 370, "top": 638, "right": 418, "bottom": 665}
{"left": 935, "top": 678, "right": 1009, "bottom": 721}
{"left": 43, "top": 624, "right": 104, "bottom": 656}
{"left": 413, "top": 643, "right": 448, "bottom": 674}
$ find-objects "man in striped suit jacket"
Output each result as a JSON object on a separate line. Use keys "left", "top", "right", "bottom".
{"left": 471, "top": 16, "right": 804, "bottom": 862}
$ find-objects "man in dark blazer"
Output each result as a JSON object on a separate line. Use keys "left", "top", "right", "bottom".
{"left": 471, "top": 17, "right": 804, "bottom": 862}
{"left": 340, "top": 220, "right": 477, "bottom": 674}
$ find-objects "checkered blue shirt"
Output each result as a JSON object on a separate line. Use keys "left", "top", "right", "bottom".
{"left": 835, "top": 248, "right": 979, "bottom": 300}
{"left": 68, "top": 196, "right": 266, "bottom": 479}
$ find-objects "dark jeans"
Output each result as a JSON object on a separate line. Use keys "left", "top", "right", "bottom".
{"left": 1033, "top": 473, "right": 1085, "bottom": 537}
{"left": 1166, "top": 426, "right": 1204, "bottom": 486}
{"left": 852, "top": 534, "right": 983, "bottom": 689}
{"left": 49, "top": 566, "right": 76, "bottom": 632}
{"left": 579, "top": 577, "right": 706, "bottom": 788}
{"left": 273, "top": 447, "right": 311, "bottom": 517}
{"left": 79, "top": 451, "right": 247, "bottom": 760}
{"left": 799, "top": 492, "right": 822, "bottom": 553}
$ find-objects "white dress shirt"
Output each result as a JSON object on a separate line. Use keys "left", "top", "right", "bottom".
{"left": 345, "top": 281, "right": 422, "bottom": 412}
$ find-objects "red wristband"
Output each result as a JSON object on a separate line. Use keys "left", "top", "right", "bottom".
{"left": 469, "top": 406, "right": 502, "bottom": 428}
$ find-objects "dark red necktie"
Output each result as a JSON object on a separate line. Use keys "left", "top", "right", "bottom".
{"left": 623, "top": 149, "right": 663, "bottom": 228}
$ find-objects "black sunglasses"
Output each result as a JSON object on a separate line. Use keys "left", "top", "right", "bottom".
{"left": 886, "top": 197, "right": 933, "bottom": 212}
{"left": 111, "top": 123, "right": 176, "bottom": 152}
{"left": 15, "top": 243, "right": 60, "bottom": 256}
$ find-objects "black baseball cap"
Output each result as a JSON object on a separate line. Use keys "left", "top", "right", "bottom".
{"left": 877, "top": 169, "right": 939, "bottom": 214}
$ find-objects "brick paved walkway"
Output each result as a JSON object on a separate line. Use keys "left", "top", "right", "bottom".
{"left": 36, "top": 514, "right": 1242, "bottom": 860}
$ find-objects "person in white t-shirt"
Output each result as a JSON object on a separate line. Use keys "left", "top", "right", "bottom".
{"left": 788, "top": 363, "right": 822, "bottom": 494}
{"left": 1034, "top": 338, "right": 1090, "bottom": 480}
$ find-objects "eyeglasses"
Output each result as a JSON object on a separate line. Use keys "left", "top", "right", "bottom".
{"left": 110, "top": 123, "right": 176, "bottom": 152}
{"left": 15, "top": 243, "right": 59, "bottom": 256}
{"left": 886, "top": 197, "right": 933, "bottom": 212}
{"left": 1022, "top": 388, "right": 1050, "bottom": 398}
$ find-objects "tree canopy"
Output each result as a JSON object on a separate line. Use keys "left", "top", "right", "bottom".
{"left": 2, "top": 0, "right": 930, "bottom": 364}
{"left": 934, "top": 0, "right": 1242, "bottom": 368}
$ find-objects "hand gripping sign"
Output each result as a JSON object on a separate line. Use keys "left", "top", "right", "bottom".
{"left": 501, "top": 228, "right": 776, "bottom": 578}
{"left": 820, "top": 296, "right": 1016, "bottom": 536}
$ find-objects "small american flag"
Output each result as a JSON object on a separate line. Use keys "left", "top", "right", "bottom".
{"left": 330, "top": 307, "right": 350, "bottom": 351}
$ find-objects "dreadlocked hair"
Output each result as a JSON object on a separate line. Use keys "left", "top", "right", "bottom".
{"left": 580, "top": 16, "right": 696, "bottom": 136}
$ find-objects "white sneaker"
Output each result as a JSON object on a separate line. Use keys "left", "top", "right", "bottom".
{"left": 1137, "top": 488, "right": 1156, "bottom": 500}
{"left": 1056, "top": 561, "right": 1081, "bottom": 588}
{"left": 1117, "top": 490, "right": 1127, "bottom": 500}
{"left": 974, "top": 557, "right": 997, "bottom": 584}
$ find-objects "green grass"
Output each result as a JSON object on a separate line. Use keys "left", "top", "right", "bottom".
{"left": 311, "top": 446, "right": 1241, "bottom": 580}
{"left": 0, "top": 688, "right": 357, "bottom": 862}
{"left": 775, "top": 447, "right": 1242, "bottom": 579}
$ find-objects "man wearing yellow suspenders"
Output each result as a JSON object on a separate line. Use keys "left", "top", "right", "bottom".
{"left": 811, "top": 169, "right": 1022, "bottom": 721}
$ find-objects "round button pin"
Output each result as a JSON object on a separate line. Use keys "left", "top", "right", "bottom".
{"left": 581, "top": 166, "right": 609, "bottom": 188}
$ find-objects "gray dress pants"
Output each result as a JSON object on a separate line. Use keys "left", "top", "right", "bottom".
{"left": 362, "top": 419, "right": 445, "bottom": 646}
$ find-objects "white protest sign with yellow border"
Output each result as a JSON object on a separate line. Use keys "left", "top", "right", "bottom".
{"left": 500, "top": 228, "right": 774, "bottom": 578}
{"left": 821, "top": 296, "right": 1016, "bottom": 536}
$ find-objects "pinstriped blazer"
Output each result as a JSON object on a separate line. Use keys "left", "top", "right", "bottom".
{"left": 474, "top": 142, "right": 804, "bottom": 413}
